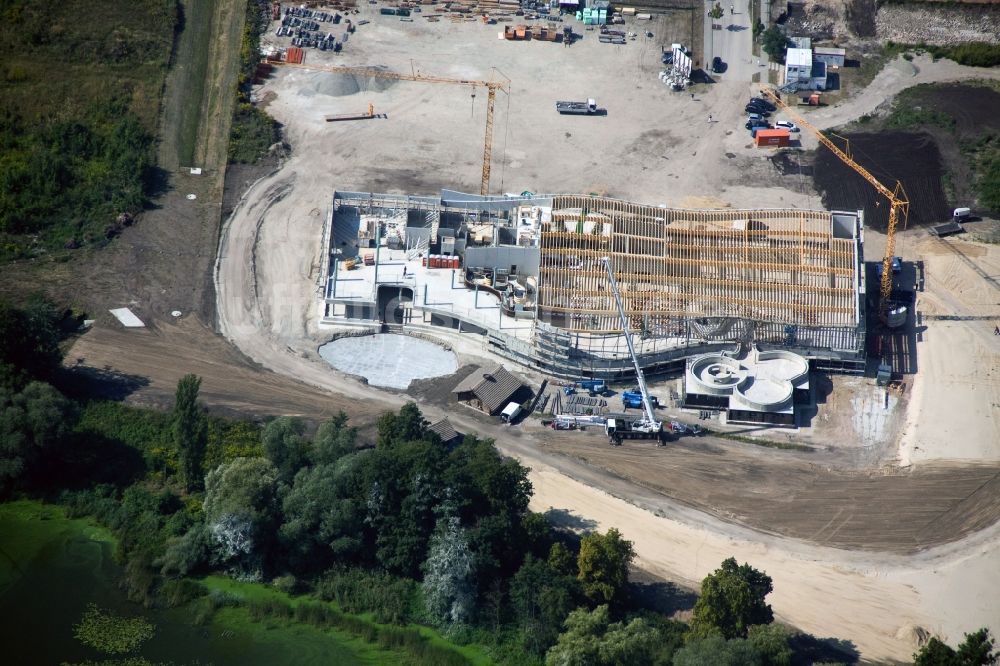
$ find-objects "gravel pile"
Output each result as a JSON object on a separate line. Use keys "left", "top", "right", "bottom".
{"left": 876, "top": 5, "right": 1000, "bottom": 46}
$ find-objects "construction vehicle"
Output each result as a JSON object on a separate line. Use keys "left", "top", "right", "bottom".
{"left": 762, "top": 88, "right": 910, "bottom": 329}
{"left": 601, "top": 257, "right": 663, "bottom": 444}
{"left": 325, "top": 102, "right": 377, "bottom": 122}
{"left": 562, "top": 379, "right": 606, "bottom": 396}
{"left": 556, "top": 99, "right": 598, "bottom": 115}
{"left": 622, "top": 389, "right": 658, "bottom": 410}
{"left": 267, "top": 59, "right": 509, "bottom": 196}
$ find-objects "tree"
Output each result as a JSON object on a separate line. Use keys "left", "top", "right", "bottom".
{"left": 549, "top": 541, "right": 576, "bottom": 576}
{"left": 577, "top": 528, "right": 635, "bottom": 606}
{"left": 914, "top": 628, "right": 999, "bottom": 666}
{"left": 689, "top": 557, "right": 774, "bottom": 639}
{"left": 0, "top": 380, "right": 76, "bottom": 491}
{"left": 261, "top": 416, "right": 310, "bottom": 484}
{"left": 376, "top": 402, "right": 428, "bottom": 448}
{"left": 748, "top": 623, "right": 792, "bottom": 666}
{"left": 312, "top": 412, "right": 357, "bottom": 465}
{"left": 957, "top": 629, "right": 1000, "bottom": 665}
{"left": 511, "top": 555, "right": 581, "bottom": 655}
{"left": 708, "top": 3, "right": 724, "bottom": 20}
{"left": 544, "top": 605, "right": 660, "bottom": 666}
{"left": 445, "top": 436, "right": 533, "bottom": 585}
{"left": 279, "top": 455, "right": 367, "bottom": 571}
{"left": 364, "top": 438, "right": 447, "bottom": 576}
{"left": 674, "top": 634, "right": 764, "bottom": 666}
{"left": 0, "top": 299, "right": 64, "bottom": 389}
{"left": 203, "top": 456, "right": 280, "bottom": 575}
{"left": 173, "top": 374, "right": 207, "bottom": 492}
{"left": 761, "top": 25, "right": 791, "bottom": 64}
{"left": 422, "top": 516, "right": 476, "bottom": 625}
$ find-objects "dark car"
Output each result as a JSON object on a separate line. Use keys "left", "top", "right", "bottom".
{"left": 711, "top": 56, "right": 723, "bottom": 73}
{"left": 745, "top": 102, "right": 771, "bottom": 116}
{"left": 745, "top": 119, "right": 771, "bottom": 130}
{"left": 749, "top": 97, "right": 777, "bottom": 112}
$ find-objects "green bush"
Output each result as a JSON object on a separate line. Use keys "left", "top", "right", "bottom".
{"left": 228, "top": 103, "right": 280, "bottom": 164}
{"left": 227, "top": 0, "right": 279, "bottom": 165}
{"left": 316, "top": 568, "right": 418, "bottom": 625}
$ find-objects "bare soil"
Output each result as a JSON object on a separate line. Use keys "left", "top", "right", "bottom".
{"left": 537, "top": 429, "right": 1000, "bottom": 553}
{"left": 813, "top": 131, "right": 950, "bottom": 230}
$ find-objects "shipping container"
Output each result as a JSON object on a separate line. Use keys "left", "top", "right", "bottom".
{"left": 754, "top": 129, "right": 791, "bottom": 147}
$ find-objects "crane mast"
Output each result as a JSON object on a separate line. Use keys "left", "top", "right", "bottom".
{"left": 270, "top": 60, "right": 508, "bottom": 196}
{"left": 601, "top": 257, "right": 661, "bottom": 432}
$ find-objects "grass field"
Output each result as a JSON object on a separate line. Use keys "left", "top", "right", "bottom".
{"left": 0, "top": 0, "right": 175, "bottom": 129}
{"left": 0, "top": 0, "right": 177, "bottom": 259}
{"left": 170, "top": 0, "right": 216, "bottom": 167}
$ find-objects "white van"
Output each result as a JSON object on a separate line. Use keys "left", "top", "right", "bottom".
{"left": 500, "top": 402, "right": 522, "bottom": 424}
{"left": 953, "top": 207, "right": 971, "bottom": 222}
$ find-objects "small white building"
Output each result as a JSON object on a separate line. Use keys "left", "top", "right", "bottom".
{"left": 784, "top": 47, "right": 827, "bottom": 91}
{"left": 814, "top": 46, "right": 846, "bottom": 68}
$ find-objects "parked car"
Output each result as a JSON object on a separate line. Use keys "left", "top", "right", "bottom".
{"left": 711, "top": 56, "right": 723, "bottom": 73}
{"left": 745, "top": 103, "right": 771, "bottom": 116}
{"left": 747, "top": 112, "right": 764, "bottom": 122}
{"left": 749, "top": 97, "right": 777, "bottom": 112}
{"left": 746, "top": 119, "right": 771, "bottom": 130}
{"left": 775, "top": 120, "right": 800, "bottom": 132}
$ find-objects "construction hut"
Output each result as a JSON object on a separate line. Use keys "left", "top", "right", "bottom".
{"left": 427, "top": 418, "right": 462, "bottom": 447}
{"left": 453, "top": 364, "right": 524, "bottom": 415}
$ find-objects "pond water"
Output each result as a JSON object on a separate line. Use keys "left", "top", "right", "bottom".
{"left": 0, "top": 502, "right": 367, "bottom": 665}
{"left": 318, "top": 334, "right": 458, "bottom": 389}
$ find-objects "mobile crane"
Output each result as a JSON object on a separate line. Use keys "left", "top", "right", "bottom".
{"left": 268, "top": 59, "right": 509, "bottom": 196}
{"left": 601, "top": 257, "right": 664, "bottom": 445}
{"left": 761, "top": 88, "right": 910, "bottom": 328}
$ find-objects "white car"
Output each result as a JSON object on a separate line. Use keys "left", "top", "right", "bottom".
{"left": 775, "top": 121, "right": 800, "bottom": 132}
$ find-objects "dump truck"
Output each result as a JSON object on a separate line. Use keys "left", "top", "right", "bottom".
{"left": 556, "top": 99, "right": 598, "bottom": 115}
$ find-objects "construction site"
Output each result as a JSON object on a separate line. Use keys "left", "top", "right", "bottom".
{"left": 322, "top": 191, "right": 867, "bottom": 383}
{"left": 42, "top": 0, "right": 1000, "bottom": 662}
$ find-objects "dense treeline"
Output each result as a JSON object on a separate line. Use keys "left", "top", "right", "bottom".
{"left": 228, "top": 0, "right": 279, "bottom": 164}
{"left": 2, "top": 298, "right": 996, "bottom": 665}
{"left": 0, "top": 1, "right": 176, "bottom": 259}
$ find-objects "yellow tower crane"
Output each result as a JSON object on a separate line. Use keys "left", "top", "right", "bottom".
{"left": 270, "top": 60, "right": 509, "bottom": 197}
{"left": 761, "top": 89, "right": 910, "bottom": 326}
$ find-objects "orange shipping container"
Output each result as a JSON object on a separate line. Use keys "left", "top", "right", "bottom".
{"left": 754, "top": 129, "right": 790, "bottom": 148}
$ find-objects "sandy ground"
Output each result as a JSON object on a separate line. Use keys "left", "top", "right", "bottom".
{"left": 897, "top": 233, "right": 1000, "bottom": 464}
{"left": 529, "top": 464, "right": 1000, "bottom": 663}
{"left": 48, "top": 8, "right": 1000, "bottom": 662}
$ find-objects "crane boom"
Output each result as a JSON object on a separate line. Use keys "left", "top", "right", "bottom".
{"left": 601, "top": 257, "right": 660, "bottom": 430}
{"left": 270, "top": 60, "right": 508, "bottom": 196}
{"left": 761, "top": 89, "right": 909, "bottom": 323}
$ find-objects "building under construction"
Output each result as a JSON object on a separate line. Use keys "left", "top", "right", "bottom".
{"left": 321, "top": 190, "right": 867, "bottom": 380}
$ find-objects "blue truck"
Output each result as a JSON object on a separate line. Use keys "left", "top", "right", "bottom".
{"left": 564, "top": 379, "right": 608, "bottom": 396}
{"left": 622, "top": 390, "right": 658, "bottom": 409}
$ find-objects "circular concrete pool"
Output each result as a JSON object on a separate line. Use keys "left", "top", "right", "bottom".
{"left": 319, "top": 334, "right": 457, "bottom": 389}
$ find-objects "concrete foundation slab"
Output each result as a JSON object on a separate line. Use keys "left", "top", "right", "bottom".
{"left": 318, "top": 333, "right": 457, "bottom": 389}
